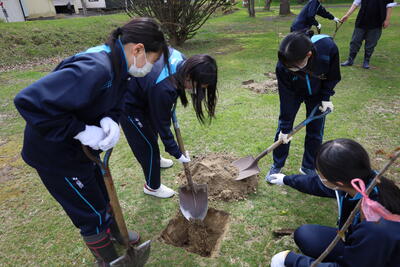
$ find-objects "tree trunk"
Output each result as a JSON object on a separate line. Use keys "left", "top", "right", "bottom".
{"left": 279, "top": 0, "right": 291, "bottom": 15}
{"left": 80, "top": 0, "right": 88, "bottom": 16}
{"left": 248, "top": 0, "right": 255, "bottom": 17}
{"left": 264, "top": 0, "right": 272, "bottom": 11}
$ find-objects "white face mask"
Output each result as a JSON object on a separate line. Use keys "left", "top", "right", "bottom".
{"left": 128, "top": 52, "right": 153, "bottom": 77}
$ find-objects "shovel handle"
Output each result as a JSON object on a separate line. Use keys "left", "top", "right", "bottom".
{"left": 254, "top": 105, "right": 331, "bottom": 162}
{"left": 82, "top": 146, "right": 131, "bottom": 248}
{"left": 171, "top": 111, "right": 195, "bottom": 189}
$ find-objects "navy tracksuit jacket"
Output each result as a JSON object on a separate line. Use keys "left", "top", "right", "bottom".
{"left": 14, "top": 42, "right": 130, "bottom": 236}
{"left": 282, "top": 174, "right": 400, "bottom": 266}
{"left": 272, "top": 34, "right": 340, "bottom": 170}
{"left": 121, "top": 48, "right": 185, "bottom": 189}
{"left": 291, "top": 0, "right": 335, "bottom": 32}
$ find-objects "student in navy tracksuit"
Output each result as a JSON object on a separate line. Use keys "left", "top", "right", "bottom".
{"left": 291, "top": 0, "right": 340, "bottom": 33}
{"left": 268, "top": 138, "right": 400, "bottom": 267}
{"left": 120, "top": 48, "right": 218, "bottom": 198}
{"left": 14, "top": 18, "right": 169, "bottom": 266}
{"left": 265, "top": 32, "right": 341, "bottom": 181}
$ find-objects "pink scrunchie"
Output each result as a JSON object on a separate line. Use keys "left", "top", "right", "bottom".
{"left": 351, "top": 178, "right": 400, "bottom": 222}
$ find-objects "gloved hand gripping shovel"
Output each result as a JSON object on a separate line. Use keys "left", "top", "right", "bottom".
{"left": 232, "top": 105, "right": 332, "bottom": 180}
{"left": 172, "top": 111, "right": 208, "bottom": 221}
{"left": 82, "top": 146, "right": 151, "bottom": 267}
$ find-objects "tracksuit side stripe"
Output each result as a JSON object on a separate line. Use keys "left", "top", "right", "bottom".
{"left": 127, "top": 116, "right": 153, "bottom": 186}
{"left": 64, "top": 177, "right": 102, "bottom": 233}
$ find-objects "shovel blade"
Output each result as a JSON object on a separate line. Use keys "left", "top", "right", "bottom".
{"left": 179, "top": 184, "right": 208, "bottom": 221}
{"left": 232, "top": 156, "right": 255, "bottom": 171}
{"left": 232, "top": 156, "right": 260, "bottom": 180}
{"left": 110, "top": 240, "right": 151, "bottom": 267}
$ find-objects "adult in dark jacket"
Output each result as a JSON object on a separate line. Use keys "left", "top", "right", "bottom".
{"left": 340, "top": 0, "right": 394, "bottom": 69}
{"left": 291, "top": 0, "right": 340, "bottom": 33}
{"left": 265, "top": 32, "right": 341, "bottom": 180}
{"left": 14, "top": 18, "right": 169, "bottom": 266}
{"left": 121, "top": 48, "right": 218, "bottom": 198}
{"left": 268, "top": 138, "right": 400, "bottom": 267}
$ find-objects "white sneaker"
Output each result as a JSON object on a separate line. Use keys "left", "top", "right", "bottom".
{"left": 143, "top": 184, "right": 175, "bottom": 198}
{"left": 160, "top": 156, "right": 173, "bottom": 168}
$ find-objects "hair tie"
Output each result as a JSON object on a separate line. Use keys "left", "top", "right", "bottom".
{"left": 351, "top": 178, "right": 400, "bottom": 222}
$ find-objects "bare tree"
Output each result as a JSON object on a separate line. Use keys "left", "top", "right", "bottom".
{"left": 247, "top": 0, "right": 255, "bottom": 17}
{"left": 126, "top": 0, "right": 229, "bottom": 46}
{"left": 279, "top": 0, "right": 291, "bottom": 15}
{"left": 264, "top": 0, "right": 272, "bottom": 11}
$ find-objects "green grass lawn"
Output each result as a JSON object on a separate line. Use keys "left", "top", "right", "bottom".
{"left": 1, "top": 5, "right": 399, "bottom": 266}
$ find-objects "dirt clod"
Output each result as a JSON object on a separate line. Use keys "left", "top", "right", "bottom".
{"left": 160, "top": 208, "right": 230, "bottom": 257}
{"left": 242, "top": 72, "right": 278, "bottom": 94}
{"left": 178, "top": 153, "right": 258, "bottom": 201}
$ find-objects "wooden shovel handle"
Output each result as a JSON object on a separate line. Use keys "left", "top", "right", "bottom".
{"left": 82, "top": 146, "right": 130, "bottom": 248}
{"left": 171, "top": 112, "right": 194, "bottom": 189}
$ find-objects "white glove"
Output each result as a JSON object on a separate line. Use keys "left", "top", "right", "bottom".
{"left": 178, "top": 151, "right": 190, "bottom": 163}
{"left": 271, "top": 250, "right": 290, "bottom": 267}
{"left": 317, "top": 23, "right": 322, "bottom": 30}
{"left": 319, "top": 101, "right": 334, "bottom": 112}
{"left": 278, "top": 131, "right": 292, "bottom": 144}
{"left": 74, "top": 125, "right": 106, "bottom": 150}
{"left": 98, "top": 117, "right": 120, "bottom": 151}
{"left": 268, "top": 173, "right": 286, "bottom": 186}
{"left": 334, "top": 17, "right": 340, "bottom": 23}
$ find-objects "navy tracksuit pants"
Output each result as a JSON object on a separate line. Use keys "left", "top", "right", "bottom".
{"left": 273, "top": 97, "right": 325, "bottom": 170}
{"left": 120, "top": 111, "right": 161, "bottom": 190}
{"left": 36, "top": 164, "right": 112, "bottom": 236}
{"left": 294, "top": 224, "right": 344, "bottom": 261}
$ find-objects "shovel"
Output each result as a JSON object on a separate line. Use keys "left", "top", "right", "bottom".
{"left": 233, "top": 105, "right": 331, "bottom": 180}
{"left": 172, "top": 111, "right": 208, "bottom": 221}
{"left": 82, "top": 146, "right": 151, "bottom": 267}
{"left": 332, "top": 21, "right": 343, "bottom": 40}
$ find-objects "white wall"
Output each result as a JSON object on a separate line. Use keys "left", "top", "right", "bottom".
{"left": 0, "top": 0, "right": 25, "bottom": 22}
{"left": 25, "top": 0, "right": 56, "bottom": 19}
{"left": 73, "top": 0, "right": 106, "bottom": 9}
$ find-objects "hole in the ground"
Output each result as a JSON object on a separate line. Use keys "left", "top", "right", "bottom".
{"left": 160, "top": 208, "right": 230, "bottom": 257}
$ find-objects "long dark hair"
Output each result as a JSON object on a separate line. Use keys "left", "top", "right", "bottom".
{"left": 106, "top": 17, "right": 169, "bottom": 82}
{"left": 175, "top": 54, "right": 218, "bottom": 124}
{"left": 316, "top": 138, "right": 400, "bottom": 214}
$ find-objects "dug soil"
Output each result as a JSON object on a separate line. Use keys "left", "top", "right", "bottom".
{"left": 160, "top": 208, "right": 230, "bottom": 257}
{"left": 177, "top": 153, "right": 258, "bottom": 201}
{"left": 242, "top": 72, "right": 278, "bottom": 94}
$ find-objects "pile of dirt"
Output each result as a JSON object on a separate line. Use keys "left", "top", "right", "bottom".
{"left": 242, "top": 72, "right": 278, "bottom": 94}
{"left": 177, "top": 153, "right": 258, "bottom": 201}
{"left": 160, "top": 208, "right": 230, "bottom": 257}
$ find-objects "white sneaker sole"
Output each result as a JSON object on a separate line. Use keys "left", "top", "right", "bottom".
{"left": 299, "top": 168, "right": 306, "bottom": 175}
{"left": 143, "top": 185, "right": 175, "bottom": 198}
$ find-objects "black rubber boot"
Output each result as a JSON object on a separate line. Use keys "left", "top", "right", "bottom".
{"left": 341, "top": 53, "right": 356, "bottom": 67}
{"left": 363, "top": 54, "right": 371, "bottom": 69}
{"left": 109, "top": 220, "right": 140, "bottom": 246}
{"left": 83, "top": 231, "right": 119, "bottom": 267}
{"left": 341, "top": 57, "right": 354, "bottom": 66}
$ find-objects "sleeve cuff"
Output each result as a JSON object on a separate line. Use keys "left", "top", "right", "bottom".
{"left": 284, "top": 251, "right": 298, "bottom": 266}
{"left": 322, "top": 95, "right": 331, "bottom": 101}
{"left": 283, "top": 176, "right": 289, "bottom": 185}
